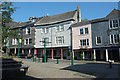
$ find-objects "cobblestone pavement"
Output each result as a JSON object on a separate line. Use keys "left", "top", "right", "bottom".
{"left": 21, "top": 58, "right": 119, "bottom": 79}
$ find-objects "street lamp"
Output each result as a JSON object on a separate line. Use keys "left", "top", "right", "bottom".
{"left": 70, "top": 26, "right": 74, "bottom": 66}
{"left": 17, "top": 30, "right": 21, "bottom": 58}
{"left": 40, "top": 38, "right": 51, "bottom": 63}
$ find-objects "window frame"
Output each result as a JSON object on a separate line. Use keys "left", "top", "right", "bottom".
{"left": 26, "top": 27, "right": 31, "bottom": 34}
{"left": 96, "top": 36, "right": 102, "bottom": 45}
{"left": 80, "top": 39, "right": 89, "bottom": 46}
{"left": 109, "top": 19, "right": 119, "bottom": 29}
{"left": 85, "top": 28, "right": 89, "bottom": 34}
{"left": 80, "top": 28, "right": 84, "bottom": 35}
{"left": 56, "top": 36, "right": 64, "bottom": 44}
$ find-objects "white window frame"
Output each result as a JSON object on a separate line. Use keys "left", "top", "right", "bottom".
{"left": 12, "top": 38, "right": 18, "bottom": 45}
{"left": 80, "top": 39, "right": 89, "bottom": 46}
{"left": 60, "top": 24, "right": 64, "bottom": 31}
{"left": 41, "top": 28, "right": 49, "bottom": 34}
{"left": 80, "top": 28, "right": 84, "bottom": 35}
{"left": 56, "top": 25, "right": 60, "bottom": 32}
{"left": 55, "top": 36, "right": 64, "bottom": 44}
{"left": 85, "top": 27, "right": 89, "bottom": 34}
{"left": 41, "top": 37, "right": 49, "bottom": 46}
{"left": 110, "top": 34, "right": 120, "bottom": 44}
{"left": 109, "top": 19, "right": 119, "bottom": 29}
{"left": 96, "top": 36, "right": 102, "bottom": 45}
{"left": 26, "top": 27, "right": 31, "bottom": 34}
{"left": 24, "top": 38, "right": 32, "bottom": 45}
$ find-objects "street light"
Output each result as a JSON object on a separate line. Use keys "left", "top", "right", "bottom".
{"left": 70, "top": 26, "right": 74, "bottom": 66}
{"left": 40, "top": 38, "right": 51, "bottom": 63}
{"left": 17, "top": 30, "right": 21, "bottom": 58}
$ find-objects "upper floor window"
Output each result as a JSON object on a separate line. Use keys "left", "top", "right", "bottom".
{"left": 56, "top": 24, "right": 64, "bottom": 32}
{"left": 80, "top": 39, "right": 89, "bottom": 46}
{"left": 56, "top": 36, "right": 64, "bottom": 44}
{"left": 41, "top": 37, "right": 49, "bottom": 45}
{"left": 26, "top": 27, "right": 31, "bottom": 34}
{"left": 24, "top": 38, "right": 32, "bottom": 45}
{"left": 80, "top": 27, "right": 89, "bottom": 35}
{"left": 29, "top": 38, "right": 32, "bottom": 44}
{"left": 109, "top": 19, "right": 120, "bottom": 29}
{"left": 80, "top": 28, "right": 83, "bottom": 34}
{"left": 96, "top": 36, "right": 102, "bottom": 45}
{"left": 110, "top": 34, "right": 120, "bottom": 44}
{"left": 113, "top": 20, "right": 119, "bottom": 28}
{"left": 60, "top": 24, "right": 64, "bottom": 31}
{"left": 41, "top": 28, "right": 49, "bottom": 34}
{"left": 12, "top": 38, "right": 18, "bottom": 45}
{"left": 85, "top": 28, "right": 89, "bottom": 34}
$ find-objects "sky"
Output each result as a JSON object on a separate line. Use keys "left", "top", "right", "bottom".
{"left": 12, "top": 2, "right": 119, "bottom": 22}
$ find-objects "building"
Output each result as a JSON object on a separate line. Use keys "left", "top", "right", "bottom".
{"left": 34, "top": 6, "right": 81, "bottom": 59}
{"left": 71, "top": 9, "right": 120, "bottom": 61}
{"left": 9, "top": 17, "right": 42, "bottom": 56}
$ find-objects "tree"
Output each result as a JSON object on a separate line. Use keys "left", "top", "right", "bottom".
{"left": 0, "top": 2, "right": 17, "bottom": 53}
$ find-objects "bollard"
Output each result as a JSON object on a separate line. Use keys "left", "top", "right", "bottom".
{"left": 109, "top": 60, "right": 112, "bottom": 68}
{"left": 57, "top": 58, "right": 59, "bottom": 64}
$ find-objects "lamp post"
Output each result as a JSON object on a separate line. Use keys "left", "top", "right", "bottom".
{"left": 44, "top": 38, "right": 46, "bottom": 63}
{"left": 70, "top": 26, "right": 74, "bottom": 66}
{"left": 40, "top": 38, "right": 51, "bottom": 63}
{"left": 17, "top": 30, "right": 20, "bottom": 58}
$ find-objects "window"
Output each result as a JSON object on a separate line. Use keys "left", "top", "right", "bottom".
{"left": 56, "top": 24, "right": 64, "bottom": 32}
{"left": 29, "top": 38, "right": 32, "bottom": 44}
{"left": 26, "top": 27, "right": 31, "bottom": 34}
{"left": 24, "top": 38, "right": 32, "bottom": 45}
{"left": 80, "top": 29, "right": 83, "bottom": 34}
{"left": 87, "top": 39, "right": 89, "bottom": 45}
{"left": 80, "top": 39, "right": 89, "bottom": 46}
{"left": 46, "top": 27, "right": 49, "bottom": 33}
{"left": 113, "top": 20, "right": 118, "bottom": 28}
{"left": 110, "top": 35, "right": 114, "bottom": 44}
{"left": 56, "top": 36, "right": 64, "bottom": 44}
{"left": 80, "top": 40, "right": 83, "bottom": 46}
{"left": 41, "top": 28, "right": 49, "bottom": 33}
{"left": 56, "top": 25, "right": 60, "bottom": 32}
{"left": 26, "top": 39, "right": 28, "bottom": 45}
{"left": 109, "top": 19, "right": 119, "bottom": 29}
{"left": 60, "top": 24, "right": 64, "bottom": 31}
{"left": 109, "top": 20, "right": 112, "bottom": 29}
{"left": 80, "top": 28, "right": 89, "bottom": 35}
{"left": 85, "top": 28, "right": 89, "bottom": 34}
{"left": 83, "top": 40, "right": 86, "bottom": 46}
{"left": 41, "top": 28, "right": 45, "bottom": 33}
{"left": 96, "top": 36, "right": 102, "bottom": 45}
{"left": 41, "top": 38, "right": 49, "bottom": 45}
{"left": 12, "top": 38, "right": 18, "bottom": 45}
{"left": 114, "top": 34, "right": 119, "bottom": 44}
{"left": 110, "top": 34, "right": 120, "bottom": 44}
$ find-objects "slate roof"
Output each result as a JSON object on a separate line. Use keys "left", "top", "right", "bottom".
{"left": 71, "top": 9, "right": 120, "bottom": 27}
{"left": 106, "top": 9, "right": 120, "bottom": 19}
{"left": 35, "top": 10, "right": 77, "bottom": 25}
{"left": 71, "top": 21, "right": 91, "bottom": 27}
{"left": 5, "top": 21, "right": 32, "bottom": 29}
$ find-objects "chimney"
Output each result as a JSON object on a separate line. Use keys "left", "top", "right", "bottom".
{"left": 77, "top": 6, "right": 81, "bottom": 23}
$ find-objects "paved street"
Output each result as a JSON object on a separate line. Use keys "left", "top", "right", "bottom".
{"left": 21, "top": 58, "right": 119, "bottom": 79}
